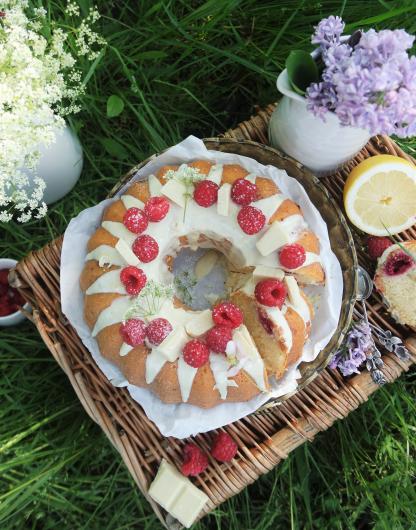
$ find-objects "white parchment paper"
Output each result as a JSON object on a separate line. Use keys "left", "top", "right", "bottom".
{"left": 61, "top": 135, "right": 343, "bottom": 438}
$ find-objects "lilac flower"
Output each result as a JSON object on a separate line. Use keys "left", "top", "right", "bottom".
{"left": 306, "top": 17, "right": 416, "bottom": 137}
{"left": 329, "top": 320, "right": 371, "bottom": 377}
{"left": 312, "top": 16, "right": 345, "bottom": 48}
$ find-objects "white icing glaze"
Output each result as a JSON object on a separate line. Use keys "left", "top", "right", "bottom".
{"left": 284, "top": 275, "right": 311, "bottom": 323}
{"left": 255, "top": 194, "right": 285, "bottom": 222}
{"left": 177, "top": 355, "right": 198, "bottom": 402}
{"left": 86, "top": 245, "right": 126, "bottom": 267}
{"left": 121, "top": 194, "right": 145, "bottom": 210}
{"left": 92, "top": 296, "right": 131, "bottom": 337}
{"left": 120, "top": 342, "right": 133, "bottom": 357}
{"left": 210, "top": 353, "right": 238, "bottom": 399}
{"left": 146, "top": 349, "right": 167, "bottom": 383}
{"left": 265, "top": 306, "right": 293, "bottom": 351}
{"left": 86, "top": 269, "right": 126, "bottom": 295}
{"left": 232, "top": 326, "right": 267, "bottom": 391}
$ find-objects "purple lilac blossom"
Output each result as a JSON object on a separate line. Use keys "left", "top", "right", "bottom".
{"left": 306, "top": 18, "right": 416, "bottom": 137}
{"left": 311, "top": 15, "right": 345, "bottom": 48}
{"left": 329, "top": 320, "right": 372, "bottom": 377}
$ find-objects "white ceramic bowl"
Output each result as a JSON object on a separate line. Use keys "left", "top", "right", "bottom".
{"left": 0, "top": 259, "right": 30, "bottom": 327}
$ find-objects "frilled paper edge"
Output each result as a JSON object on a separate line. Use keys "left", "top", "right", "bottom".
{"left": 61, "top": 135, "right": 343, "bottom": 438}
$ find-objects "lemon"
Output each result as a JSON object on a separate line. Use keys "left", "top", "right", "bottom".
{"left": 343, "top": 154, "right": 416, "bottom": 236}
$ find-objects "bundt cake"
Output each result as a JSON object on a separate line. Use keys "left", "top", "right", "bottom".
{"left": 374, "top": 241, "right": 416, "bottom": 328}
{"left": 80, "top": 160, "right": 326, "bottom": 408}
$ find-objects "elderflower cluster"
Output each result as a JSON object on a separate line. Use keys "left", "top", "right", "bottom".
{"left": 0, "top": 1, "right": 105, "bottom": 223}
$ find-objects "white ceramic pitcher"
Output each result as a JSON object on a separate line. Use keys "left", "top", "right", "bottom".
{"left": 269, "top": 48, "right": 370, "bottom": 175}
{"left": 23, "top": 123, "right": 83, "bottom": 204}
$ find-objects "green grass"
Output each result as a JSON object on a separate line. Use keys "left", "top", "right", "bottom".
{"left": 1, "top": 1, "right": 416, "bottom": 528}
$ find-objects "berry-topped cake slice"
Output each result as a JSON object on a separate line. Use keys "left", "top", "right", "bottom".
{"left": 374, "top": 240, "right": 416, "bottom": 328}
{"left": 80, "top": 160, "right": 326, "bottom": 408}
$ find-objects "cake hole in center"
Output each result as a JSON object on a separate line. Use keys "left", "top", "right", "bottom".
{"left": 172, "top": 247, "right": 228, "bottom": 310}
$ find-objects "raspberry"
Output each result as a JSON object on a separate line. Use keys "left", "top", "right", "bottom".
{"left": 254, "top": 279, "right": 287, "bottom": 308}
{"left": 231, "top": 178, "right": 257, "bottom": 205}
{"left": 279, "top": 243, "right": 306, "bottom": 269}
{"left": 211, "top": 431, "right": 238, "bottom": 462}
{"left": 237, "top": 205, "right": 266, "bottom": 235}
{"left": 212, "top": 302, "right": 243, "bottom": 329}
{"left": 120, "top": 319, "right": 147, "bottom": 346}
{"left": 384, "top": 250, "right": 415, "bottom": 276}
{"left": 144, "top": 196, "right": 170, "bottom": 222}
{"left": 206, "top": 325, "right": 232, "bottom": 353}
{"left": 123, "top": 207, "right": 148, "bottom": 234}
{"left": 120, "top": 266, "right": 147, "bottom": 295}
{"left": 181, "top": 443, "right": 209, "bottom": 476}
{"left": 183, "top": 339, "right": 209, "bottom": 368}
{"left": 257, "top": 307, "right": 274, "bottom": 335}
{"left": 367, "top": 236, "right": 392, "bottom": 260}
{"left": 193, "top": 180, "right": 219, "bottom": 207}
{"left": 146, "top": 318, "right": 172, "bottom": 345}
{"left": 0, "top": 269, "right": 9, "bottom": 284}
{"left": 132, "top": 235, "right": 159, "bottom": 263}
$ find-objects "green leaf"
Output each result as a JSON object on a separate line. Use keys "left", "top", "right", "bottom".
{"left": 135, "top": 50, "right": 168, "bottom": 60}
{"left": 100, "top": 138, "right": 129, "bottom": 159}
{"left": 106, "top": 95, "right": 125, "bottom": 118}
{"left": 286, "top": 50, "right": 319, "bottom": 95}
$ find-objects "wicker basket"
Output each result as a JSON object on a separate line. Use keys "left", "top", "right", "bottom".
{"left": 12, "top": 102, "right": 416, "bottom": 529}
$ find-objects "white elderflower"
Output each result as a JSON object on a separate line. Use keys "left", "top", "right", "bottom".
{"left": 0, "top": 1, "right": 105, "bottom": 223}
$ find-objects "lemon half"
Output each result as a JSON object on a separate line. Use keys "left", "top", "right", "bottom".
{"left": 343, "top": 154, "right": 416, "bottom": 236}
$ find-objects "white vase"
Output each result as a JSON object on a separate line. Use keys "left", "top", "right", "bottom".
{"left": 269, "top": 54, "right": 371, "bottom": 175}
{"left": 24, "top": 123, "right": 83, "bottom": 204}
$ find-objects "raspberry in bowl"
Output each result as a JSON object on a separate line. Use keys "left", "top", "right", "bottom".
{"left": 0, "top": 259, "right": 30, "bottom": 327}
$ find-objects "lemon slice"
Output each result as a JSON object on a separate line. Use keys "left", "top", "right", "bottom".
{"left": 343, "top": 154, "right": 416, "bottom": 236}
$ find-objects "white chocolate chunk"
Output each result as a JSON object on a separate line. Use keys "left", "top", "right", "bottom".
{"left": 253, "top": 265, "right": 285, "bottom": 281}
{"left": 148, "top": 174, "right": 163, "bottom": 196}
{"left": 217, "top": 183, "right": 232, "bottom": 216}
{"left": 207, "top": 163, "right": 223, "bottom": 185}
{"left": 156, "top": 325, "right": 188, "bottom": 362}
{"left": 284, "top": 275, "right": 310, "bottom": 323}
{"left": 177, "top": 356, "right": 198, "bottom": 402}
{"left": 121, "top": 194, "right": 145, "bottom": 210}
{"left": 195, "top": 250, "right": 219, "bottom": 279}
{"left": 254, "top": 194, "right": 285, "bottom": 222}
{"left": 161, "top": 179, "right": 187, "bottom": 207}
{"left": 148, "top": 460, "right": 209, "bottom": 529}
{"left": 185, "top": 309, "right": 213, "bottom": 337}
{"left": 86, "top": 269, "right": 126, "bottom": 295}
{"left": 256, "top": 221, "right": 291, "bottom": 256}
{"left": 115, "top": 239, "right": 140, "bottom": 266}
{"left": 170, "top": 481, "right": 210, "bottom": 528}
